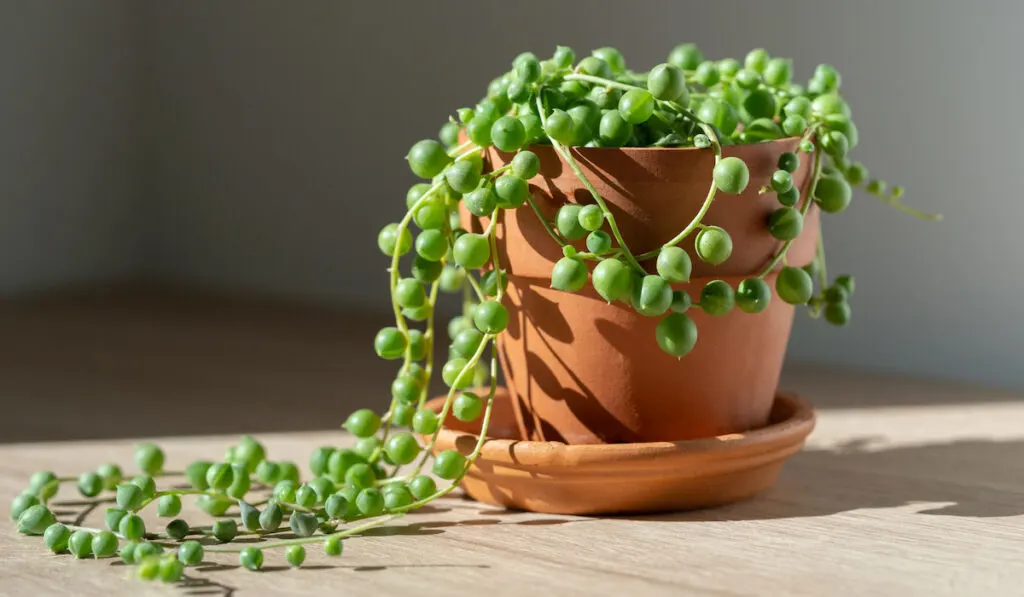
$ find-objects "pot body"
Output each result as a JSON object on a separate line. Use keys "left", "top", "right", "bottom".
{"left": 464, "top": 139, "right": 819, "bottom": 444}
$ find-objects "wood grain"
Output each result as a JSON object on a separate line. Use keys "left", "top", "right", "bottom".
{"left": 1, "top": 285, "right": 1022, "bottom": 596}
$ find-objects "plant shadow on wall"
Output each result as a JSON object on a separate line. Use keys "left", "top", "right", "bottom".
{"left": 619, "top": 437, "right": 1024, "bottom": 522}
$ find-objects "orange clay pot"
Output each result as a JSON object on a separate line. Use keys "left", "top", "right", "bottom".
{"left": 460, "top": 138, "right": 819, "bottom": 445}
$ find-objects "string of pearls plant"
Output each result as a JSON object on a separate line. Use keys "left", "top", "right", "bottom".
{"left": 9, "top": 44, "right": 936, "bottom": 583}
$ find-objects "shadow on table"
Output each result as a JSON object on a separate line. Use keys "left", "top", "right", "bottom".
{"left": 618, "top": 436, "right": 1024, "bottom": 523}
{"left": 181, "top": 574, "right": 238, "bottom": 597}
{"left": 108, "top": 553, "right": 494, "bottom": 597}
{"left": 86, "top": 499, "right": 558, "bottom": 597}
{"left": 779, "top": 362, "right": 1024, "bottom": 409}
{"left": 179, "top": 561, "right": 493, "bottom": 596}
{"left": 178, "top": 559, "right": 493, "bottom": 596}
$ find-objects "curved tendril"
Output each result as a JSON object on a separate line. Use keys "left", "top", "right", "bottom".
{"left": 203, "top": 514, "right": 404, "bottom": 553}
{"left": 537, "top": 77, "right": 721, "bottom": 264}
{"left": 63, "top": 524, "right": 125, "bottom": 539}
{"left": 758, "top": 146, "right": 823, "bottom": 278}
{"left": 389, "top": 342, "right": 499, "bottom": 516}
{"left": 413, "top": 332, "right": 495, "bottom": 478}
{"left": 872, "top": 192, "right": 942, "bottom": 221}
{"left": 409, "top": 204, "right": 502, "bottom": 477}
{"left": 416, "top": 280, "right": 441, "bottom": 409}
{"left": 487, "top": 209, "right": 505, "bottom": 302}
{"left": 375, "top": 145, "right": 482, "bottom": 463}
{"left": 636, "top": 122, "right": 722, "bottom": 261}
{"left": 373, "top": 186, "right": 443, "bottom": 464}
{"left": 464, "top": 272, "right": 487, "bottom": 302}
{"left": 535, "top": 93, "right": 644, "bottom": 273}
{"left": 391, "top": 183, "right": 443, "bottom": 347}
{"left": 471, "top": 343, "right": 500, "bottom": 461}
{"left": 553, "top": 143, "right": 643, "bottom": 271}
{"left": 133, "top": 489, "right": 209, "bottom": 513}
{"left": 26, "top": 53, "right": 942, "bottom": 573}
{"left": 448, "top": 140, "right": 473, "bottom": 156}
{"left": 563, "top": 72, "right": 638, "bottom": 93}
{"left": 805, "top": 234, "right": 829, "bottom": 318}
{"left": 525, "top": 192, "right": 569, "bottom": 247}
{"left": 389, "top": 144, "right": 481, "bottom": 363}
{"left": 815, "top": 234, "right": 828, "bottom": 291}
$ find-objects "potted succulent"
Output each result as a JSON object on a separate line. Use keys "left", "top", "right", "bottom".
{"left": 9, "top": 43, "right": 936, "bottom": 583}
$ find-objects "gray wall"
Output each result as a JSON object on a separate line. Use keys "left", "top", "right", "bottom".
{"left": 0, "top": 1, "right": 143, "bottom": 294}
{"left": 3, "top": 1, "right": 1020, "bottom": 388}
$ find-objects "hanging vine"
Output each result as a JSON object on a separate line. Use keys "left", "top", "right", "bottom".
{"left": 9, "top": 43, "right": 938, "bottom": 583}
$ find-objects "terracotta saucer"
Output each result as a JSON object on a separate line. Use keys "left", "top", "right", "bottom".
{"left": 424, "top": 388, "right": 815, "bottom": 515}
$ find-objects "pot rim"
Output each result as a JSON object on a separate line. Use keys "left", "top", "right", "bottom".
{"left": 493, "top": 135, "right": 804, "bottom": 156}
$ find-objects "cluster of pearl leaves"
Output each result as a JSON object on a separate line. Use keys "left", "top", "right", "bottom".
{"left": 10, "top": 43, "right": 937, "bottom": 584}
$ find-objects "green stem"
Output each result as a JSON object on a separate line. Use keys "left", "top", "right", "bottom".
{"left": 55, "top": 470, "right": 185, "bottom": 485}
{"left": 188, "top": 528, "right": 271, "bottom": 539}
{"left": 483, "top": 211, "right": 498, "bottom": 237}
{"left": 525, "top": 192, "right": 568, "bottom": 247}
{"left": 375, "top": 474, "right": 411, "bottom": 487}
{"left": 275, "top": 501, "right": 316, "bottom": 514}
{"left": 412, "top": 333, "right": 494, "bottom": 477}
{"left": 375, "top": 145, "right": 482, "bottom": 462}
{"left": 564, "top": 74, "right": 702, "bottom": 129}
{"left": 390, "top": 342, "right": 499, "bottom": 515}
{"left": 649, "top": 110, "right": 679, "bottom": 134}
{"left": 815, "top": 234, "right": 828, "bottom": 289}
{"left": 409, "top": 335, "right": 494, "bottom": 477}
{"left": 554, "top": 145, "right": 642, "bottom": 271}
{"left": 64, "top": 524, "right": 122, "bottom": 538}
{"left": 487, "top": 163, "right": 512, "bottom": 178}
{"left": 574, "top": 251, "right": 617, "bottom": 261}
{"left": 488, "top": 209, "right": 505, "bottom": 303}
{"left": 400, "top": 210, "right": 506, "bottom": 506}
{"left": 416, "top": 280, "right": 441, "bottom": 408}
{"left": 635, "top": 123, "right": 722, "bottom": 261}
{"left": 536, "top": 98, "right": 643, "bottom": 272}
{"left": 805, "top": 233, "right": 830, "bottom": 318}
{"left": 371, "top": 417, "right": 395, "bottom": 465}
{"left": 134, "top": 489, "right": 209, "bottom": 512}
{"left": 800, "top": 126, "right": 817, "bottom": 145}
{"left": 564, "top": 73, "right": 638, "bottom": 93}
{"left": 390, "top": 182, "right": 443, "bottom": 357}
{"left": 390, "top": 144, "right": 481, "bottom": 359}
{"left": 409, "top": 205, "right": 501, "bottom": 476}
{"left": 448, "top": 140, "right": 473, "bottom": 156}
{"left": 759, "top": 147, "right": 823, "bottom": 278}
{"left": 462, "top": 277, "right": 473, "bottom": 315}
{"left": 470, "top": 346, "right": 500, "bottom": 464}
{"left": 465, "top": 272, "right": 487, "bottom": 302}
{"left": 870, "top": 191, "right": 943, "bottom": 221}
{"left": 202, "top": 514, "right": 403, "bottom": 553}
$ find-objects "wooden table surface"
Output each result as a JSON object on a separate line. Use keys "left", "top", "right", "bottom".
{"left": 2, "top": 285, "right": 1022, "bottom": 596}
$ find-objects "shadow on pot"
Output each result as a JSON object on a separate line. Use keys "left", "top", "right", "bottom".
{"left": 522, "top": 350, "right": 631, "bottom": 443}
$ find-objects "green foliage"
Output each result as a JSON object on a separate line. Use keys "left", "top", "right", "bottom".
{"left": 10, "top": 43, "right": 937, "bottom": 588}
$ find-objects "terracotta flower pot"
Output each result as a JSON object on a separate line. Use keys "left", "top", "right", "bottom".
{"left": 461, "top": 138, "right": 819, "bottom": 444}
